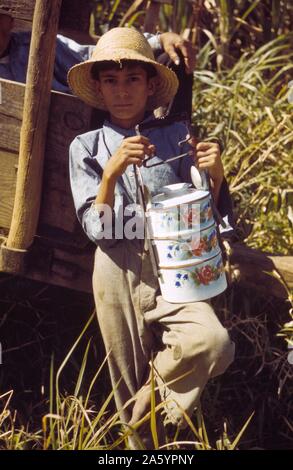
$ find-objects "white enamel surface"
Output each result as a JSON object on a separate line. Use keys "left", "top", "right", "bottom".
{"left": 190, "top": 166, "right": 203, "bottom": 189}
{"left": 151, "top": 188, "right": 209, "bottom": 208}
{"left": 161, "top": 182, "right": 192, "bottom": 195}
{"left": 147, "top": 194, "right": 214, "bottom": 237}
{"left": 153, "top": 223, "right": 219, "bottom": 267}
{"left": 158, "top": 252, "right": 227, "bottom": 303}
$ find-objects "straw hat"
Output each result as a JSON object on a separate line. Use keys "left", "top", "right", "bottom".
{"left": 67, "top": 27, "right": 179, "bottom": 111}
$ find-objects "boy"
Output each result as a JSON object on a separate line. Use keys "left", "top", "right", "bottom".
{"left": 68, "top": 27, "right": 235, "bottom": 449}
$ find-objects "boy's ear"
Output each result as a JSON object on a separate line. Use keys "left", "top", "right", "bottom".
{"left": 147, "top": 77, "right": 157, "bottom": 97}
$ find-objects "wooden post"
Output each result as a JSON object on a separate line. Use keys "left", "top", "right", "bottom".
{"left": 0, "top": 0, "right": 62, "bottom": 274}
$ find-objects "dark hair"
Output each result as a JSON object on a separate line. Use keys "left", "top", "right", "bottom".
{"left": 90, "top": 60, "right": 157, "bottom": 81}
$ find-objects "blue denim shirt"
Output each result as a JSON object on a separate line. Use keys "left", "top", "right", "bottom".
{"left": 0, "top": 32, "right": 162, "bottom": 93}
{"left": 69, "top": 116, "right": 234, "bottom": 248}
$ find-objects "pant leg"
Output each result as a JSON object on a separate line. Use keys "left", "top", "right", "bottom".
{"left": 92, "top": 240, "right": 159, "bottom": 424}
{"left": 144, "top": 296, "right": 235, "bottom": 426}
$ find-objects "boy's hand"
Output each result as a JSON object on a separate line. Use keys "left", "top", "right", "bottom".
{"left": 104, "top": 136, "right": 155, "bottom": 179}
{"left": 189, "top": 138, "right": 224, "bottom": 185}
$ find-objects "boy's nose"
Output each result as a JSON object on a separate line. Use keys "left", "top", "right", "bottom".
{"left": 116, "top": 88, "right": 129, "bottom": 98}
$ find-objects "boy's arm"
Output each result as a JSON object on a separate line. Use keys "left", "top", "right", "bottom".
{"left": 69, "top": 134, "right": 154, "bottom": 246}
{"left": 178, "top": 136, "right": 235, "bottom": 237}
{"left": 69, "top": 136, "right": 119, "bottom": 248}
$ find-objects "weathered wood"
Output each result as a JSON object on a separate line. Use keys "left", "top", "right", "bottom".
{"left": 0, "top": 80, "right": 23, "bottom": 156}
{"left": 4, "top": 0, "right": 62, "bottom": 260}
{"left": 0, "top": 150, "right": 18, "bottom": 229}
{"left": 0, "top": 114, "right": 21, "bottom": 152}
{"left": 0, "top": 0, "right": 35, "bottom": 21}
{"left": 21, "top": 242, "right": 293, "bottom": 296}
{"left": 26, "top": 241, "right": 94, "bottom": 293}
{"left": 0, "top": 80, "right": 93, "bottom": 240}
{"left": 0, "top": 79, "right": 25, "bottom": 120}
{"left": 40, "top": 91, "right": 92, "bottom": 234}
{"left": 228, "top": 243, "right": 293, "bottom": 299}
{"left": 13, "top": 18, "right": 32, "bottom": 32}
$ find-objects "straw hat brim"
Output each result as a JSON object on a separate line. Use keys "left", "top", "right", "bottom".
{"left": 67, "top": 51, "right": 179, "bottom": 111}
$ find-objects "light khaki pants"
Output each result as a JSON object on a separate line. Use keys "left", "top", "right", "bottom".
{"left": 92, "top": 239, "right": 235, "bottom": 427}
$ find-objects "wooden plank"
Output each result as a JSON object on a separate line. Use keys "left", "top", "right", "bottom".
{"left": 0, "top": 0, "right": 35, "bottom": 21}
{"left": 0, "top": 150, "right": 18, "bottom": 229}
{"left": 0, "top": 80, "right": 94, "bottom": 244}
{"left": 39, "top": 90, "right": 93, "bottom": 234}
{"left": 0, "top": 114, "right": 21, "bottom": 152}
{"left": 228, "top": 243, "right": 293, "bottom": 299}
{"left": 0, "top": 79, "right": 24, "bottom": 153}
{"left": 26, "top": 241, "right": 95, "bottom": 293}
{"left": 0, "top": 79, "right": 25, "bottom": 120}
{"left": 13, "top": 18, "right": 32, "bottom": 32}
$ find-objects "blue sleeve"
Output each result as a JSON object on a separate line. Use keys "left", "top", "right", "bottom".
{"left": 53, "top": 35, "right": 93, "bottom": 92}
{"left": 143, "top": 32, "right": 162, "bottom": 54}
{"left": 69, "top": 136, "right": 120, "bottom": 248}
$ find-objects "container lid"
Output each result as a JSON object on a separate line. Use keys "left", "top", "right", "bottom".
{"left": 151, "top": 183, "right": 210, "bottom": 209}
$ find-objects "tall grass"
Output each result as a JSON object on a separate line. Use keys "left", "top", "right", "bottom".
{"left": 192, "top": 33, "right": 293, "bottom": 254}
{"left": 0, "top": 329, "right": 254, "bottom": 451}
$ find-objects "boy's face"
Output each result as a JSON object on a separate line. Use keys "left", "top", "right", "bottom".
{"left": 0, "top": 14, "right": 13, "bottom": 56}
{"left": 95, "top": 65, "right": 156, "bottom": 129}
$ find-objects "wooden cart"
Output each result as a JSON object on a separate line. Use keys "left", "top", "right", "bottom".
{"left": 0, "top": 0, "right": 175, "bottom": 293}
{"left": 0, "top": 0, "right": 292, "bottom": 297}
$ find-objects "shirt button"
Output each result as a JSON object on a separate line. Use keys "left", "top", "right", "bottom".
{"left": 129, "top": 171, "right": 134, "bottom": 177}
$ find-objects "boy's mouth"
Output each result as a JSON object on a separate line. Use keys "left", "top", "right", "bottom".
{"left": 114, "top": 104, "right": 132, "bottom": 108}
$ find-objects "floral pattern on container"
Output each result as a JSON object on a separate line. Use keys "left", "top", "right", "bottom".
{"left": 181, "top": 202, "right": 213, "bottom": 229}
{"left": 160, "top": 211, "right": 178, "bottom": 229}
{"left": 165, "top": 228, "right": 218, "bottom": 261}
{"left": 174, "top": 258, "right": 224, "bottom": 288}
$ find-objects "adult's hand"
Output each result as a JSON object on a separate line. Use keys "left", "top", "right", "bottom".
{"left": 159, "top": 32, "right": 196, "bottom": 74}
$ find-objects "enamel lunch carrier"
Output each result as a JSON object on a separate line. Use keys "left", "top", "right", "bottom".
{"left": 146, "top": 183, "right": 227, "bottom": 303}
{"left": 134, "top": 114, "right": 227, "bottom": 304}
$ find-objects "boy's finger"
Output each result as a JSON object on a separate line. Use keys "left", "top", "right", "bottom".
{"left": 127, "top": 150, "right": 146, "bottom": 159}
{"left": 187, "top": 136, "right": 197, "bottom": 147}
{"left": 126, "top": 135, "right": 150, "bottom": 144}
{"left": 142, "top": 144, "right": 156, "bottom": 157}
{"left": 196, "top": 149, "right": 218, "bottom": 158}
{"left": 196, "top": 142, "right": 216, "bottom": 151}
{"left": 198, "top": 161, "right": 213, "bottom": 169}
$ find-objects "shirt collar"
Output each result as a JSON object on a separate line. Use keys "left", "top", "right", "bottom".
{"left": 103, "top": 112, "right": 156, "bottom": 139}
